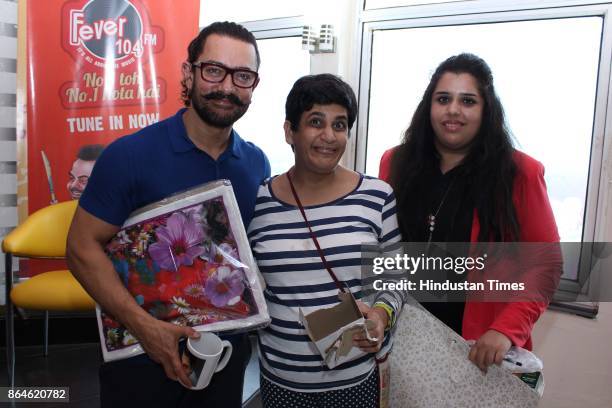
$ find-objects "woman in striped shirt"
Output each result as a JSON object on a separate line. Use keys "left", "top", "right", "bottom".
{"left": 248, "top": 74, "right": 404, "bottom": 407}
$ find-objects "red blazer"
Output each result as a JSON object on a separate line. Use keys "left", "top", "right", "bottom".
{"left": 379, "top": 148, "right": 560, "bottom": 349}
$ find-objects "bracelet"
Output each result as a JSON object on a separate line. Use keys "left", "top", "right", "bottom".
{"left": 373, "top": 302, "right": 394, "bottom": 330}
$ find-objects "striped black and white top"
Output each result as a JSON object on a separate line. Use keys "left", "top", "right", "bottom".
{"left": 247, "top": 174, "right": 403, "bottom": 392}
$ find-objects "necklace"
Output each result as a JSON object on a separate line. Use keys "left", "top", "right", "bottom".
{"left": 427, "top": 178, "right": 456, "bottom": 243}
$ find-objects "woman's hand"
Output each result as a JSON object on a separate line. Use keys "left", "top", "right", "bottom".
{"left": 353, "top": 301, "right": 388, "bottom": 353}
{"left": 468, "top": 329, "right": 512, "bottom": 373}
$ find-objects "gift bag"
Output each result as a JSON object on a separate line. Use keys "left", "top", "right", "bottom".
{"left": 390, "top": 297, "right": 540, "bottom": 407}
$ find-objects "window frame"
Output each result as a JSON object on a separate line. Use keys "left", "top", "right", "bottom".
{"left": 241, "top": 17, "right": 305, "bottom": 39}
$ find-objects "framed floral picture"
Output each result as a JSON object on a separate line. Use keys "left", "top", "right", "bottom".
{"left": 96, "top": 180, "right": 269, "bottom": 361}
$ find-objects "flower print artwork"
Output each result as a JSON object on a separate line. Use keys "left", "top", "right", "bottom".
{"left": 171, "top": 296, "right": 192, "bottom": 314}
{"left": 101, "top": 194, "right": 262, "bottom": 355}
{"left": 148, "top": 211, "right": 206, "bottom": 271}
{"left": 204, "top": 265, "right": 245, "bottom": 307}
{"left": 184, "top": 283, "right": 205, "bottom": 298}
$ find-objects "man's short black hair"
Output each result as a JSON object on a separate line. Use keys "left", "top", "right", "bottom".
{"left": 76, "top": 144, "right": 104, "bottom": 161}
{"left": 187, "top": 21, "right": 260, "bottom": 68}
{"left": 285, "top": 74, "right": 358, "bottom": 131}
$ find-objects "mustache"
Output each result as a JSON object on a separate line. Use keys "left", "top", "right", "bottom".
{"left": 203, "top": 92, "right": 245, "bottom": 107}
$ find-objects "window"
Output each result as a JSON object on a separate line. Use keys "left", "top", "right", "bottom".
{"left": 364, "top": 17, "right": 601, "bottom": 250}
{"left": 234, "top": 36, "right": 310, "bottom": 175}
{"left": 356, "top": 3, "right": 612, "bottom": 314}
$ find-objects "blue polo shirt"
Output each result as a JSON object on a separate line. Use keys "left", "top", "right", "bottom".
{"left": 80, "top": 108, "right": 270, "bottom": 227}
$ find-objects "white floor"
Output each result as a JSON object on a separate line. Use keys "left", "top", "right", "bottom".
{"left": 532, "top": 302, "right": 612, "bottom": 408}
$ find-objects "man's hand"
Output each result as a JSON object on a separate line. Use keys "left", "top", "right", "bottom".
{"left": 131, "top": 317, "right": 201, "bottom": 387}
{"left": 353, "top": 301, "right": 388, "bottom": 353}
{"left": 468, "top": 329, "right": 512, "bottom": 372}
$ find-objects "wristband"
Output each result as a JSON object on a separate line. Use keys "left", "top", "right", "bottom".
{"left": 373, "top": 302, "right": 394, "bottom": 330}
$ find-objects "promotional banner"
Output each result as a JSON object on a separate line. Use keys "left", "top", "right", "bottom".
{"left": 17, "top": 0, "right": 200, "bottom": 275}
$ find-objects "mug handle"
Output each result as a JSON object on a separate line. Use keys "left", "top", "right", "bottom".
{"left": 215, "top": 341, "right": 233, "bottom": 372}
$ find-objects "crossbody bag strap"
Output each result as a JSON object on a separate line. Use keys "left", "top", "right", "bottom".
{"left": 286, "top": 171, "right": 348, "bottom": 294}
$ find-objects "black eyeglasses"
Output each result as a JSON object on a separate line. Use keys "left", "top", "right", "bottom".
{"left": 191, "top": 61, "right": 258, "bottom": 88}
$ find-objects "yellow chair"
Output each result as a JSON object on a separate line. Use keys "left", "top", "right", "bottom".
{"left": 2, "top": 200, "right": 95, "bottom": 387}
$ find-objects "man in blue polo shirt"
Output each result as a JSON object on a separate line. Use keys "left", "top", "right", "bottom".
{"left": 67, "top": 22, "right": 270, "bottom": 408}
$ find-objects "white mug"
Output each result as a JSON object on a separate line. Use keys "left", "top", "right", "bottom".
{"left": 183, "top": 332, "right": 233, "bottom": 390}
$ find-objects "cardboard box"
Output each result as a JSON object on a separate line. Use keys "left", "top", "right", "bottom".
{"left": 299, "top": 291, "right": 376, "bottom": 368}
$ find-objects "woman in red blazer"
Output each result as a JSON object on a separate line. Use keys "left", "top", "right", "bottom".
{"left": 379, "top": 53, "right": 561, "bottom": 371}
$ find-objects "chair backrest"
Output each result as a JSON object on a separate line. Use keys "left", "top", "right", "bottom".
{"left": 2, "top": 200, "right": 78, "bottom": 258}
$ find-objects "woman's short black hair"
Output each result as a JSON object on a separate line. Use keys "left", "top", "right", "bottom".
{"left": 285, "top": 74, "right": 358, "bottom": 131}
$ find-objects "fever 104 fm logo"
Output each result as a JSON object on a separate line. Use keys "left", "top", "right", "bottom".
{"left": 61, "top": 0, "right": 163, "bottom": 68}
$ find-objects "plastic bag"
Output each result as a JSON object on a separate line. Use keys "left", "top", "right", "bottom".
{"left": 501, "top": 346, "right": 543, "bottom": 373}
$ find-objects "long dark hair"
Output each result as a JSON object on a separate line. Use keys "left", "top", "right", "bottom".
{"left": 389, "top": 53, "right": 519, "bottom": 242}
